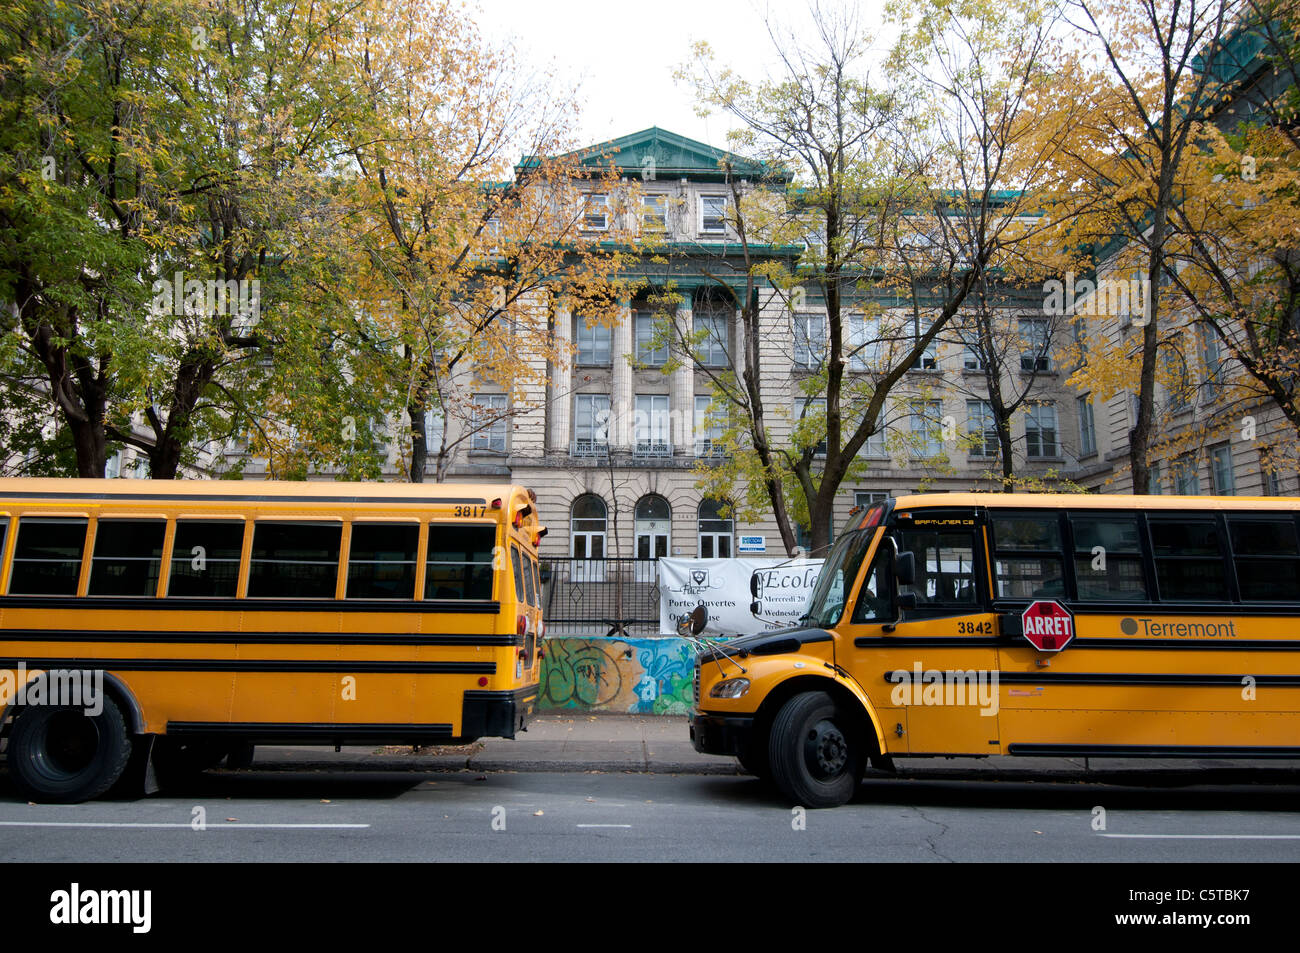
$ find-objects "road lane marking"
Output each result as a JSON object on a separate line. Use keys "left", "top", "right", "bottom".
{"left": 0, "top": 821, "right": 369, "bottom": 829}
{"left": 1100, "top": 833, "right": 1300, "bottom": 839}
{"left": 576, "top": 823, "right": 632, "bottom": 828}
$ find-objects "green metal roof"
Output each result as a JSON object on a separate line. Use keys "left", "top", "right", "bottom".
{"left": 522, "top": 127, "right": 789, "bottom": 184}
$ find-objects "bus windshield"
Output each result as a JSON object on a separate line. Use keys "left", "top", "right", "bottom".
{"left": 800, "top": 529, "right": 875, "bottom": 628}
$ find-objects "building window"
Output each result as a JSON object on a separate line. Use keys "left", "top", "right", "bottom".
{"left": 848, "top": 312, "right": 882, "bottom": 370}
{"left": 1148, "top": 460, "right": 1163, "bottom": 494}
{"left": 471, "top": 394, "right": 508, "bottom": 452}
{"left": 583, "top": 193, "right": 608, "bottom": 231}
{"left": 634, "top": 395, "right": 671, "bottom": 456}
{"left": 641, "top": 194, "right": 666, "bottom": 231}
{"left": 798, "top": 396, "right": 829, "bottom": 455}
{"left": 1077, "top": 396, "right": 1096, "bottom": 457}
{"left": 862, "top": 416, "right": 888, "bottom": 457}
{"left": 573, "top": 394, "right": 610, "bottom": 455}
{"left": 698, "top": 499, "right": 734, "bottom": 558}
{"left": 1264, "top": 469, "right": 1283, "bottom": 496}
{"left": 908, "top": 316, "right": 938, "bottom": 370}
{"left": 1210, "top": 443, "right": 1235, "bottom": 495}
{"left": 424, "top": 406, "right": 445, "bottom": 457}
{"left": 1025, "top": 403, "right": 1058, "bottom": 458}
{"left": 694, "top": 311, "right": 729, "bottom": 367}
{"left": 854, "top": 490, "right": 888, "bottom": 509}
{"left": 700, "top": 195, "right": 727, "bottom": 233}
{"left": 966, "top": 400, "right": 999, "bottom": 457}
{"left": 635, "top": 311, "right": 667, "bottom": 366}
{"left": 634, "top": 494, "right": 671, "bottom": 563}
{"left": 570, "top": 495, "right": 607, "bottom": 557}
{"left": 1173, "top": 455, "right": 1199, "bottom": 494}
{"left": 695, "top": 394, "right": 726, "bottom": 457}
{"left": 910, "top": 399, "right": 944, "bottom": 457}
{"left": 1019, "top": 318, "right": 1051, "bottom": 372}
{"left": 1164, "top": 347, "right": 1192, "bottom": 411}
{"left": 574, "top": 316, "right": 612, "bottom": 365}
{"left": 794, "top": 313, "right": 826, "bottom": 368}
{"left": 963, "top": 344, "right": 988, "bottom": 371}
{"left": 1201, "top": 328, "right": 1225, "bottom": 400}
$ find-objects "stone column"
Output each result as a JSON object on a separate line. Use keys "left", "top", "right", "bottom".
{"left": 548, "top": 300, "right": 572, "bottom": 453}
{"left": 611, "top": 301, "right": 633, "bottom": 450}
{"left": 671, "top": 303, "right": 694, "bottom": 454}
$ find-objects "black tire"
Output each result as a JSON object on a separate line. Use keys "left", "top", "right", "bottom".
{"left": 767, "top": 690, "right": 861, "bottom": 808}
{"left": 7, "top": 695, "right": 132, "bottom": 804}
{"left": 150, "top": 738, "right": 228, "bottom": 790}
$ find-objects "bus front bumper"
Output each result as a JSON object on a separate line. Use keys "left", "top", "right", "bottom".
{"left": 690, "top": 712, "right": 754, "bottom": 757}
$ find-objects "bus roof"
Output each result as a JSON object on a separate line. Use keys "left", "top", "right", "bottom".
{"left": 0, "top": 477, "right": 531, "bottom": 505}
{"left": 889, "top": 492, "right": 1300, "bottom": 513}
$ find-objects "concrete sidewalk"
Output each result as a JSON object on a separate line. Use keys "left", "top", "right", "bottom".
{"left": 247, "top": 714, "right": 1300, "bottom": 782}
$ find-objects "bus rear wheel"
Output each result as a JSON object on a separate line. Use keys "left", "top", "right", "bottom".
{"left": 767, "top": 691, "right": 861, "bottom": 808}
{"left": 7, "top": 696, "right": 132, "bottom": 804}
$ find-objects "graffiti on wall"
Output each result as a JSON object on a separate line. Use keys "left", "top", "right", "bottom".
{"left": 538, "top": 637, "right": 694, "bottom": 714}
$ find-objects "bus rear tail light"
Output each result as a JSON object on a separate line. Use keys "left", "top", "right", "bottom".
{"left": 491, "top": 498, "right": 503, "bottom": 509}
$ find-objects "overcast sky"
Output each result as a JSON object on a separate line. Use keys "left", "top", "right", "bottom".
{"left": 475, "top": 0, "right": 895, "bottom": 152}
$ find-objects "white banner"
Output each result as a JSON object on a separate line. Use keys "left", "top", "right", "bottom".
{"left": 658, "top": 558, "right": 825, "bottom": 636}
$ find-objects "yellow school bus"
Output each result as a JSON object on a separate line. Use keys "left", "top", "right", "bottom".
{"left": 0, "top": 478, "right": 545, "bottom": 803}
{"left": 691, "top": 493, "right": 1300, "bottom": 807}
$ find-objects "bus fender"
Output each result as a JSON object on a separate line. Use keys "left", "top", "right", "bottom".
{"left": 763, "top": 667, "right": 888, "bottom": 757}
{"left": 0, "top": 668, "right": 146, "bottom": 735}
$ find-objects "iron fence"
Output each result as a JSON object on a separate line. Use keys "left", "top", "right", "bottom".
{"left": 539, "top": 557, "right": 662, "bottom": 636}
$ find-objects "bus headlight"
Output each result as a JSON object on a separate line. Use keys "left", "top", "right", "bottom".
{"left": 709, "top": 678, "right": 751, "bottom": 699}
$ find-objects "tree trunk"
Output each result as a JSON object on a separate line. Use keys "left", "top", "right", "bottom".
{"left": 408, "top": 398, "right": 427, "bottom": 483}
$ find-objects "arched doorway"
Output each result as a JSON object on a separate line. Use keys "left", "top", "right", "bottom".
{"left": 634, "top": 494, "right": 671, "bottom": 581}
{"left": 570, "top": 494, "right": 607, "bottom": 582}
{"left": 697, "top": 498, "right": 734, "bottom": 558}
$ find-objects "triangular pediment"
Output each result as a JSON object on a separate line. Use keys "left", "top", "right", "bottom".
{"left": 554, "top": 127, "right": 788, "bottom": 183}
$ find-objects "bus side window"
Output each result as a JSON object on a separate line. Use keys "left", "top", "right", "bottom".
{"left": 88, "top": 519, "right": 167, "bottom": 596}
{"left": 347, "top": 523, "right": 420, "bottom": 599}
{"left": 1149, "top": 518, "right": 1228, "bottom": 601}
{"left": 989, "top": 513, "right": 1064, "bottom": 599}
{"left": 1229, "top": 517, "right": 1300, "bottom": 601}
{"left": 523, "top": 551, "right": 538, "bottom": 607}
{"left": 510, "top": 545, "right": 525, "bottom": 603}
{"left": 896, "top": 529, "right": 979, "bottom": 608}
{"left": 170, "top": 520, "right": 245, "bottom": 597}
{"left": 248, "top": 522, "right": 342, "bottom": 599}
{"left": 1071, "top": 513, "right": 1147, "bottom": 601}
{"left": 9, "top": 517, "right": 87, "bottom": 596}
{"left": 425, "top": 524, "right": 495, "bottom": 600}
{"left": 850, "top": 548, "right": 892, "bottom": 623}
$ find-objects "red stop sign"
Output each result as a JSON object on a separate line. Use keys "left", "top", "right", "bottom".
{"left": 1021, "top": 600, "right": 1075, "bottom": 652}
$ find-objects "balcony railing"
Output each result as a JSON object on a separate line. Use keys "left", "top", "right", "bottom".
{"left": 570, "top": 438, "right": 609, "bottom": 459}
{"left": 633, "top": 439, "right": 672, "bottom": 459}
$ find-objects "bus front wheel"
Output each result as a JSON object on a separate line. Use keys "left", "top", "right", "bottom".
{"left": 767, "top": 691, "right": 861, "bottom": 808}
{"left": 7, "top": 696, "right": 132, "bottom": 804}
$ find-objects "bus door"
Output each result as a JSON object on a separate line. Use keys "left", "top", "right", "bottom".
{"left": 843, "top": 509, "right": 1000, "bottom": 756}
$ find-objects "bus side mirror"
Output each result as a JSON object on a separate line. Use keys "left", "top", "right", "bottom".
{"left": 749, "top": 573, "right": 759, "bottom": 598}
{"left": 677, "top": 605, "right": 708, "bottom": 636}
{"left": 897, "top": 592, "right": 917, "bottom": 610}
{"left": 539, "top": 566, "right": 552, "bottom": 585}
{"left": 750, "top": 601, "right": 761, "bottom": 616}
{"left": 896, "top": 551, "right": 916, "bottom": 587}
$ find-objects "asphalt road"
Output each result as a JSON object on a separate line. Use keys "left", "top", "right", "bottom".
{"left": 2, "top": 766, "right": 1299, "bottom": 863}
